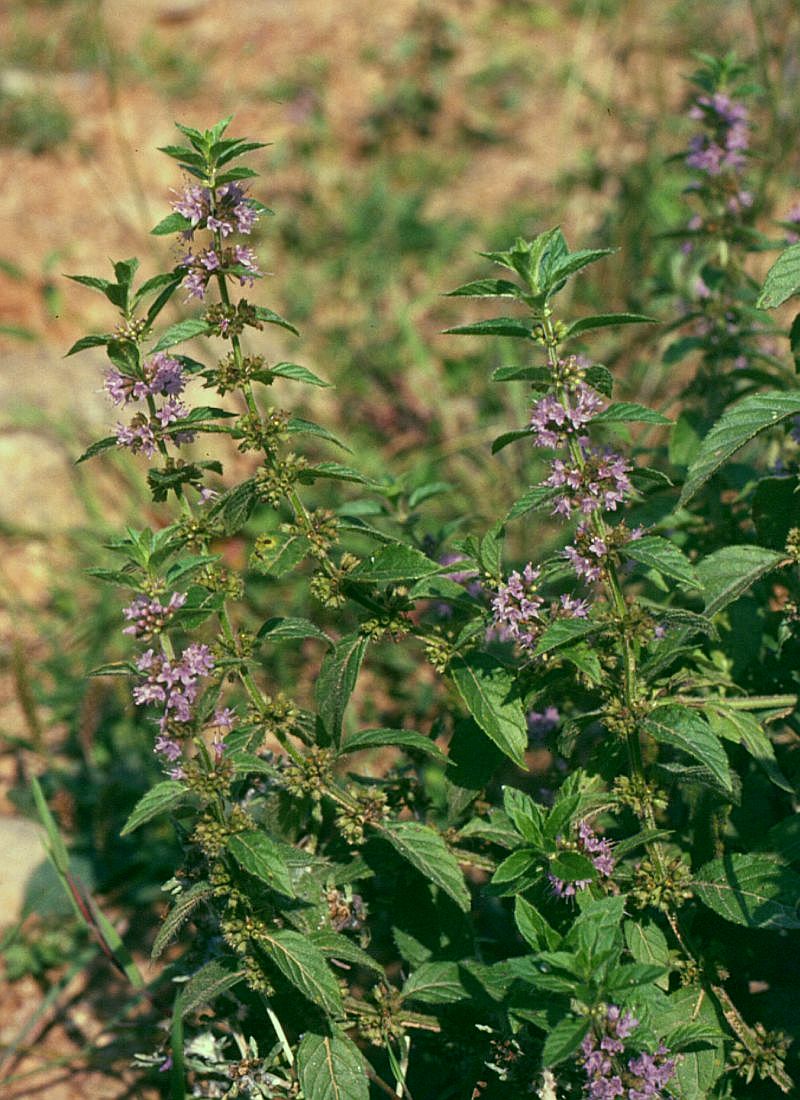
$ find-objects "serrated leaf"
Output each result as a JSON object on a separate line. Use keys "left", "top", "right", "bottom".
{"left": 307, "top": 931, "right": 383, "bottom": 976}
{"left": 176, "top": 958, "right": 244, "bottom": 1018}
{"left": 340, "top": 727, "right": 447, "bottom": 761}
{"left": 450, "top": 653, "right": 527, "bottom": 767}
{"left": 151, "top": 881, "right": 213, "bottom": 959}
{"left": 514, "top": 896, "right": 561, "bottom": 951}
{"left": 379, "top": 821, "right": 470, "bottom": 911}
{"left": 679, "top": 391, "right": 800, "bottom": 506}
{"left": 491, "top": 847, "right": 538, "bottom": 885}
{"left": 696, "top": 544, "right": 786, "bottom": 615}
{"left": 549, "top": 851, "right": 597, "bottom": 882}
{"left": 253, "top": 305, "right": 299, "bottom": 335}
{"left": 566, "top": 313, "right": 655, "bottom": 336}
{"left": 315, "top": 633, "right": 368, "bottom": 743}
{"left": 76, "top": 436, "right": 118, "bottom": 463}
{"left": 533, "top": 618, "right": 597, "bottom": 656}
{"left": 65, "top": 333, "right": 112, "bottom": 355}
{"left": 757, "top": 242, "right": 800, "bottom": 308}
{"left": 624, "top": 535, "right": 698, "bottom": 589}
{"left": 491, "top": 428, "right": 532, "bottom": 454}
{"left": 503, "top": 786, "right": 545, "bottom": 845}
{"left": 296, "top": 1033, "right": 369, "bottom": 1100}
{"left": 623, "top": 919, "right": 670, "bottom": 990}
{"left": 643, "top": 706, "right": 732, "bottom": 792}
{"left": 301, "top": 462, "right": 374, "bottom": 486}
{"left": 506, "top": 485, "right": 559, "bottom": 520}
{"left": 547, "top": 247, "right": 614, "bottom": 285}
{"left": 542, "top": 1017, "right": 591, "bottom": 1067}
{"left": 705, "top": 706, "right": 793, "bottom": 794}
{"left": 591, "top": 402, "right": 671, "bottom": 425}
{"left": 445, "top": 277, "right": 525, "bottom": 299}
{"left": 270, "top": 361, "right": 330, "bottom": 387}
{"left": 120, "top": 781, "right": 188, "bottom": 836}
{"left": 151, "top": 211, "right": 192, "bottom": 236}
{"left": 401, "top": 961, "right": 467, "bottom": 1004}
{"left": 257, "top": 616, "right": 331, "bottom": 644}
{"left": 286, "top": 416, "right": 351, "bottom": 452}
{"left": 693, "top": 853, "right": 800, "bottom": 929}
{"left": 348, "top": 544, "right": 438, "bottom": 584}
{"left": 227, "top": 831, "right": 295, "bottom": 896}
{"left": 150, "top": 318, "right": 211, "bottom": 352}
{"left": 666, "top": 1021, "right": 725, "bottom": 1052}
{"left": 251, "top": 532, "right": 309, "bottom": 577}
{"left": 443, "top": 317, "right": 536, "bottom": 339}
{"left": 261, "top": 930, "right": 343, "bottom": 1014}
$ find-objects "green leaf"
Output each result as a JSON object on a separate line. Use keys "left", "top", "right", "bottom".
{"left": 254, "top": 305, "right": 299, "bottom": 335}
{"left": 120, "top": 781, "right": 188, "bottom": 836}
{"left": 546, "top": 247, "right": 615, "bottom": 286}
{"left": 315, "top": 633, "right": 368, "bottom": 743}
{"left": 506, "top": 485, "right": 558, "bottom": 520}
{"left": 340, "top": 727, "right": 447, "bottom": 761}
{"left": 296, "top": 1033, "right": 369, "bottom": 1100}
{"left": 679, "top": 391, "right": 800, "bottom": 506}
{"left": 696, "top": 545, "right": 786, "bottom": 615}
{"left": 443, "top": 317, "right": 535, "bottom": 339}
{"left": 65, "top": 333, "right": 112, "bottom": 355}
{"left": 76, "top": 436, "right": 118, "bottom": 463}
{"left": 175, "top": 958, "right": 244, "bottom": 1018}
{"left": 257, "top": 616, "right": 331, "bottom": 644}
{"left": 151, "top": 212, "right": 192, "bottom": 236}
{"left": 301, "top": 462, "right": 374, "bottom": 486}
{"left": 213, "top": 478, "right": 258, "bottom": 535}
{"left": 542, "top": 1017, "right": 591, "bottom": 1067}
{"left": 445, "top": 278, "right": 525, "bottom": 299}
{"left": 449, "top": 653, "right": 527, "bottom": 766}
{"left": 514, "top": 896, "right": 561, "bottom": 951}
{"left": 151, "top": 882, "right": 213, "bottom": 959}
{"left": 400, "top": 961, "right": 467, "bottom": 1004}
{"left": 590, "top": 402, "right": 671, "bottom": 425}
{"left": 227, "top": 831, "right": 295, "bottom": 896}
{"left": 150, "top": 318, "right": 211, "bottom": 352}
{"left": 764, "top": 816, "right": 800, "bottom": 864}
{"left": 705, "top": 706, "right": 793, "bottom": 794}
{"left": 307, "top": 931, "right": 383, "bottom": 976}
{"left": 643, "top": 705, "right": 732, "bottom": 792}
{"left": 491, "top": 428, "right": 532, "bottom": 454}
{"left": 533, "top": 618, "right": 597, "bottom": 656}
{"left": 693, "top": 853, "right": 800, "bottom": 929}
{"left": 261, "top": 929, "right": 343, "bottom": 1014}
{"left": 348, "top": 544, "right": 438, "bottom": 584}
{"left": 549, "top": 851, "right": 597, "bottom": 882}
{"left": 491, "top": 848, "right": 538, "bottom": 885}
{"left": 624, "top": 919, "right": 670, "bottom": 990}
{"left": 624, "top": 535, "right": 698, "bottom": 590}
{"left": 286, "top": 416, "right": 351, "bottom": 452}
{"left": 269, "top": 361, "right": 331, "bottom": 387}
{"left": 503, "top": 786, "right": 545, "bottom": 845}
{"left": 756, "top": 242, "right": 800, "bottom": 308}
{"left": 379, "top": 821, "right": 471, "bottom": 912}
{"left": 566, "top": 313, "right": 655, "bottom": 337}
{"left": 250, "top": 531, "right": 310, "bottom": 577}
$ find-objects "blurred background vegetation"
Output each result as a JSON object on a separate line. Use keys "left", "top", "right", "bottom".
{"left": 2, "top": 0, "right": 800, "bottom": 1095}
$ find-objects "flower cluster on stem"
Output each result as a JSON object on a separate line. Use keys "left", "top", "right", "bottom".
{"left": 580, "top": 1005, "right": 675, "bottom": 1099}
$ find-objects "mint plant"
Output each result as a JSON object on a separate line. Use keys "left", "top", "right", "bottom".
{"left": 60, "top": 109, "right": 800, "bottom": 1100}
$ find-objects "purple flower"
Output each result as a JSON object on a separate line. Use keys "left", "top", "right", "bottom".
{"left": 212, "top": 706, "right": 236, "bottom": 729}
{"left": 122, "top": 591, "right": 186, "bottom": 639}
{"left": 172, "top": 185, "right": 210, "bottom": 228}
{"left": 527, "top": 706, "right": 560, "bottom": 737}
{"left": 578, "top": 1006, "right": 674, "bottom": 1099}
{"left": 154, "top": 734, "right": 183, "bottom": 762}
{"left": 491, "top": 563, "right": 544, "bottom": 649}
{"left": 114, "top": 418, "right": 157, "bottom": 458}
{"left": 548, "top": 819, "right": 615, "bottom": 898}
